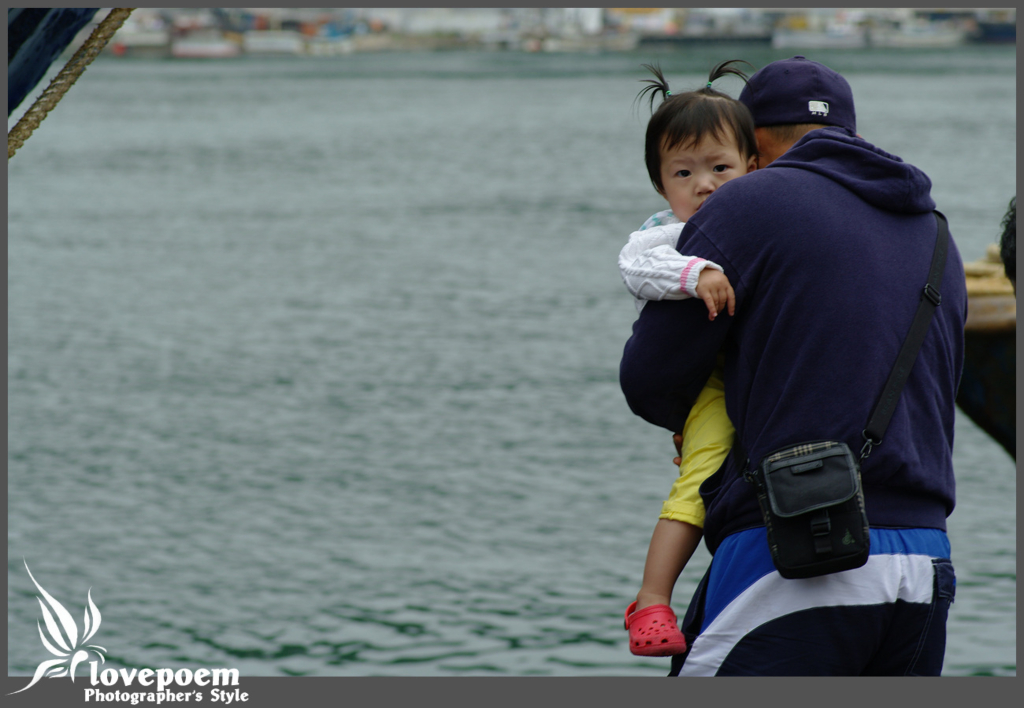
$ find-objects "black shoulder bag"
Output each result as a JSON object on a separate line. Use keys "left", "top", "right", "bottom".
{"left": 743, "top": 211, "right": 950, "bottom": 579}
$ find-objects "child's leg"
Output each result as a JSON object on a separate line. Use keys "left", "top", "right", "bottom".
{"left": 636, "top": 518, "right": 703, "bottom": 611}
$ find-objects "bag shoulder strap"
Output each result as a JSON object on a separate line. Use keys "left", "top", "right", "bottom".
{"left": 861, "top": 210, "right": 950, "bottom": 458}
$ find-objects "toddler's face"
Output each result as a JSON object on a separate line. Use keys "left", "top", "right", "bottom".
{"left": 658, "top": 128, "right": 756, "bottom": 221}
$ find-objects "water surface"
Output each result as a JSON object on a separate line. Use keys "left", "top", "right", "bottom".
{"left": 8, "top": 48, "right": 1016, "bottom": 677}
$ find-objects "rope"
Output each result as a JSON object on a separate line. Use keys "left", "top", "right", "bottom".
{"left": 8, "top": 8, "right": 135, "bottom": 161}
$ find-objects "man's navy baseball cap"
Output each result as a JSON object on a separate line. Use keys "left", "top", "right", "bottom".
{"left": 738, "top": 56, "right": 856, "bottom": 134}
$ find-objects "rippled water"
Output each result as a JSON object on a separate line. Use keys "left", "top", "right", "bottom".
{"left": 8, "top": 47, "right": 1015, "bottom": 677}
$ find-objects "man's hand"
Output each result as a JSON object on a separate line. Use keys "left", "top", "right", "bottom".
{"left": 672, "top": 433, "right": 683, "bottom": 468}
{"left": 695, "top": 269, "right": 735, "bottom": 321}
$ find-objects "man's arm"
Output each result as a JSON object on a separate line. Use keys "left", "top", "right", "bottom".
{"left": 619, "top": 295, "right": 729, "bottom": 433}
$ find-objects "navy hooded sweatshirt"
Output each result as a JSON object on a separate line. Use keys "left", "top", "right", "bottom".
{"left": 620, "top": 128, "right": 966, "bottom": 554}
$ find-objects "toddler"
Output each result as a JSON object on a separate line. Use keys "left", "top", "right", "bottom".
{"left": 619, "top": 61, "right": 757, "bottom": 657}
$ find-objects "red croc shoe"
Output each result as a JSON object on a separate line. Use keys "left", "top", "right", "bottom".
{"left": 624, "top": 601, "right": 688, "bottom": 656}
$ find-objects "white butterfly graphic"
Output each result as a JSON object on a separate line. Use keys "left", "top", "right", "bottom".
{"left": 10, "top": 561, "right": 107, "bottom": 694}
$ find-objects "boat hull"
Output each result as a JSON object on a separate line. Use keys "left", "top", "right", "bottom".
{"left": 957, "top": 328, "right": 1015, "bottom": 459}
{"left": 956, "top": 289, "right": 1016, "bottom": 459}
{"left": 8, "top": 8, "right": 99, "bottom": 115}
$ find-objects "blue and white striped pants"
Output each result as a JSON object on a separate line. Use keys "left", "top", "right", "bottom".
{"left": 671, "top": 527, "right": 955, "bottom": 676}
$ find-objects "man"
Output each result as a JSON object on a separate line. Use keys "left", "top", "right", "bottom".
{"left": 619, "top": 57, "right": 967, "bottom": 675}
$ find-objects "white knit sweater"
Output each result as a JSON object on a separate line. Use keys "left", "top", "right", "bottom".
{"left": 618, "top": 210, "right": 725, "bottom": 312}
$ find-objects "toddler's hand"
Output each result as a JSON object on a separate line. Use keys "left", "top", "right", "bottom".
{"left": 695, "top": 269, "right": 735, "bottom": 321}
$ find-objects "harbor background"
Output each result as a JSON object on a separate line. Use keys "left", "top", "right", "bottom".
{"left": 70, "top": 7, "right": 1017, "bottom": 57}
{"left": 8, "top": 27, "right": 1016, "bottom": 678}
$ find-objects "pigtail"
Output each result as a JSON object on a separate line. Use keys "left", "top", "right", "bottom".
{"left": 704, "top": 60, "right": 754, "bottom": 93}
{"left": 636, "top": 62, "right": 672, "bottom": 112}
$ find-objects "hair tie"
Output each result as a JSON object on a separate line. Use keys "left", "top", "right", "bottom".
{"left": 666, "top": 90, "right": 672, "bottom": 96}
{"left": 706, "top": 81, "right": 713, "bottom": 89}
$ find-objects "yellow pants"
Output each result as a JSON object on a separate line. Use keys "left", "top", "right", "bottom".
{"left": 658, "top": 363, "right": 734, "bottom": 528}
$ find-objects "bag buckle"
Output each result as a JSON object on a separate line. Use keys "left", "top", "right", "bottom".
{"left": 923, "top": 283, "right": 942, "bottom": 306}
{"left": 860, "top": 431, "right": 881, "bottom": 460}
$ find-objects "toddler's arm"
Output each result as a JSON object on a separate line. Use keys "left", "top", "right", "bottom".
{"left": 618, "top": 222, "right": 732, "bottom": 318}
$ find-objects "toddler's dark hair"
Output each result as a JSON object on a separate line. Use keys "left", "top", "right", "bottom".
{"left": 637, "top": 60, "right": 757, "bottom": 195}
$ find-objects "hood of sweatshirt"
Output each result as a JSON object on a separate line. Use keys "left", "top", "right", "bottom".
{"left": 767, "top": 128, "right": 936, "bottom": 215}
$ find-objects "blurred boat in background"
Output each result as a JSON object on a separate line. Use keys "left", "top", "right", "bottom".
{"left": 971, "top": 8, "right": 1016, "bottom": 44}
{"left": 171, "top": 30, "right": 241, "bottom": 59}
{"left": 107, "top": 12, "right": 171, "bottom": 58}
{"left": 870, "top": 20, "right": 967, "bottom": 48}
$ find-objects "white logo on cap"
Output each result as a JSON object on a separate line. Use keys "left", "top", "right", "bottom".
{"left": 809, "top": 101, "right": 829, "bottom": 117}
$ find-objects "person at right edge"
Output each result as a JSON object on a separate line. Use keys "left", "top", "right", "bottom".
{"left": 999, "top": 196, "right": 1015, "bottom": 292}
{"left": 619, "top": 56, "right": 967, "bottom": 676}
